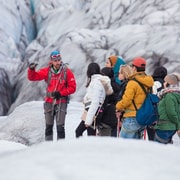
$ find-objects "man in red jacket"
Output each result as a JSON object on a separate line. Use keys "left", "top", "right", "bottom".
{"left": 28, "top": 50, "right": 76, "bottom": 140}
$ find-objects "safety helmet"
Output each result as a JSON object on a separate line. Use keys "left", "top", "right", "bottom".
{"left": 50, "top": 50, "right": 61, "bottom": 60}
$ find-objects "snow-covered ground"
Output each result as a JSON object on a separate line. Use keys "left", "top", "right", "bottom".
{"left": 0, "top": 101, "right": 180, "bottom": 180}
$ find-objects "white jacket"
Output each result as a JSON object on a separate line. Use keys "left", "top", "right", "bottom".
{"left": 84, "top": 74, "right": 113, "bottom": 126}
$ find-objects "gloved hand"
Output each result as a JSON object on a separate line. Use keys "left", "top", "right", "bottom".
{"left": 52, "top": 91, "right": 61, "bottom": 100}
{"left": 29, "top": 63, "right": 38, "bottom": 70}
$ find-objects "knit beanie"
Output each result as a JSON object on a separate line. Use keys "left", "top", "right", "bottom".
{"left": 164, "top": 73, "right": 180, "bottom": 85}
{"left": 119, "top": 65, "right": 133, "bottom": 79}
{"left": 108, "top": 56, "right": 118, "bottom": 67}
{"left": 152, "top": 66, "right": 167, "bottom": 79}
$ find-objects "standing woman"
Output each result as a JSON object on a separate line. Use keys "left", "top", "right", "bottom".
{"left": 152, "top": 66, "right": 167, "bottom": 94}
{"left": 98, "top": 67, "right": 121, "bottom": 136}
{"left": 105, "top": 55, "right": 125, "bottom": 84}
{"left": 116, "top": 64, "right": 133, "bottom": 136}
{"left": 154, "top": 73, "right": 180, "bottom": 144}
{"left": 117, "top": 64, "right": 134, "bottom": 101}
{"left": 147, "top": 66, "right": 167, "bottom": 140}
{"left": 105, "top": 55, "right": 125, "bottom": 136}
{"left": 75, "top": 63, "right": 113, "bottom": 137}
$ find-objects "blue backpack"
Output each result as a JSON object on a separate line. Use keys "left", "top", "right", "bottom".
{"left": 132, "top": 79, "right": 159, "bottom": 126}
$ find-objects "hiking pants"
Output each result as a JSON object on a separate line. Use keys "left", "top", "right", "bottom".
{"left": 44, "top": 102, "right": 67, "bottom": 140}
{"left": 154, "top": 130, "right": 176, "bottom": 144}
{"left": 98, "top": 123, "right": 112, "bottom": 136}
{"left": 111, "top": 127, "right": 117, "bottom": 137}
{"left": 75, "top": 120, "right": 96, "bottom": 137}
{"left": 146, "top": 125, "right": 155, "bottom": 140}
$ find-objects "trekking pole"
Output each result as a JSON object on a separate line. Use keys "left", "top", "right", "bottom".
{"left": 57, "top": 97, "right": 63, "bottom": 123}
{"left": 93, "top": 102, "right": 104, "bottom": 135}
{"left": 51, "top": 98, "right": 56, "bottom": 116}
{"left": 143, "top": 128, "right": 147, "bottom": 140}
{"left": 117, "top": 117, "right": 120, "bottom": 137}
{"left": 116, "top": 111, "right": 123, "bottom": 137}
{"left": 92, "top": 117, "right": 99, "bottom": 136}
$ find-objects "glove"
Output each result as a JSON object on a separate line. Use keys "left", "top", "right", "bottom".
{"left": 29, "top": 63, "right": 38, "bottom": 70}
{"left": 52, "top": 91, "right": 61, "bottom": 100}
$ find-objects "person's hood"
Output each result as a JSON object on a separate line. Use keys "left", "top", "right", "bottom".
{"left": 129, "top": 72, "right": 154, "bottom": 88}
{"left": 113, "top": 57, "right": 126, "bottom": 84}
{"left": 173, "top": 92, "right": 180, "bottom": 104}
{"left": 158, "top": 86, "right": 180, "bottom": 99}
{"left": 92, "top": 74, "right": 113, "bottom": 95}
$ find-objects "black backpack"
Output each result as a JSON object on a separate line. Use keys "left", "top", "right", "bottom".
{"left": 116, "top": 80, "right": 128, "bottom": 103}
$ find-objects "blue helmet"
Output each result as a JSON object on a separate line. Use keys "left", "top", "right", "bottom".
{"left": 50, "top": 50, "right": 60, "bottom": 57}
{"left": 50, "top": 50, "right": 61, "bottom": 60}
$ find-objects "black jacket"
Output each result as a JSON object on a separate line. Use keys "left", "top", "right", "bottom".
{"left": 101, "top": 78, "right": 121, "bottom": 128}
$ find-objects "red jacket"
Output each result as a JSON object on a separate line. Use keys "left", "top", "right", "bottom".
{"left": 28, "top": 65, "right": 76, "bottom": 104}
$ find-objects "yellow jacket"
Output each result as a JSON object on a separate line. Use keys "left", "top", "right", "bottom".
{"left": 116, "top": 72, "right": 154, "bottom": 117}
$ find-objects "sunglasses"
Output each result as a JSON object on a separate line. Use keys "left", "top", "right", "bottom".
{"left": 52, "top": 59, "right": 61, "bottom": 62}
{"left": 51, "top": 54, "right": 62, "bottom": 60}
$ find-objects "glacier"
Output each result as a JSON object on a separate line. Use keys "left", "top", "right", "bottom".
{"left": 0, "top": 0, "right": 180, "bottom": 115}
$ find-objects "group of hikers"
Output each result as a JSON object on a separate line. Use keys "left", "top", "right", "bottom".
{"left": 27, "top": 50, "right": 180, "bottom": 144}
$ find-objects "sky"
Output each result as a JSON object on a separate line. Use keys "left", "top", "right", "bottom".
{"left": 0, "top": 101, "right": 180, "bottom": 180}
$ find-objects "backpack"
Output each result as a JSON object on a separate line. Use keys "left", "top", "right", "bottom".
{"left": 132, "top": 79, "right": 159, "bottom": 126}
{"left": 47, "top": 63, "right": 70, "bottom": 103}
{"left": 116, "top": 80, "right": 128, "bottom": 103}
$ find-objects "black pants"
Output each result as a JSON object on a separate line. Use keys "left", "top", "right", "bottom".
{"left": 111, "top": 127, "right": 117, "bottom": 137}
{"left": 146, "top": 126, "right": 155, "bottom": 141}
{"left": 75, "top": 121, "right": 96, "bottom": 138}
